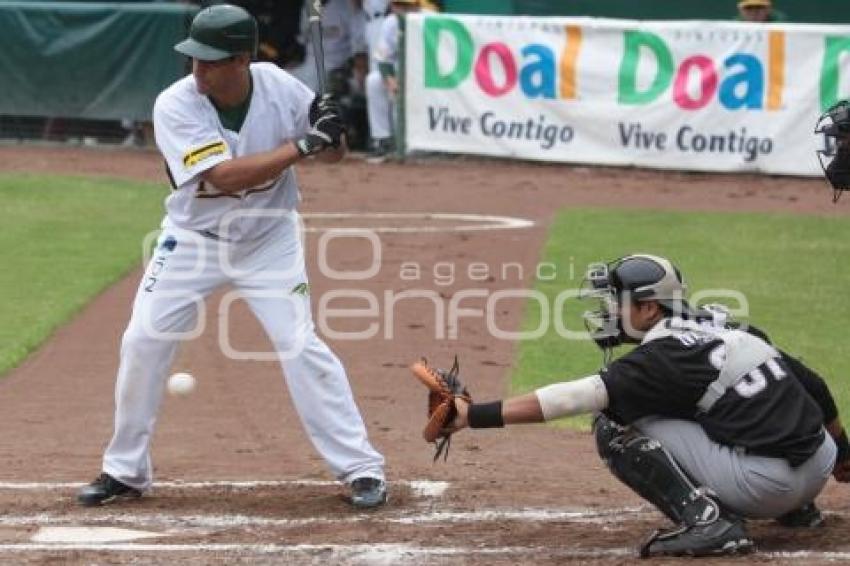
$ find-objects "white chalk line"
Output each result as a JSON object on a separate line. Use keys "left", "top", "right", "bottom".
{"left": 300, "top": 212, "right": 535, "bottom": 233}
{"left": 12, "top": 506, "right": 850, "bottom": 529}
{"left": 770, "top": 551, "right": 850, "bottom": 560}
{"left": 0, "top": 479, "right": 448, "bottom": 499}
{"left": 0, "top": 507, "right": 651, "bottom": 530}
{"left": 0, "top": 542, "right": 634, "bottom": 559}
{"left": 32, "top": 527, "right": 164, "bottom": 544}
{"left": 0, "top": 542, "right": 848, "bottom": 561}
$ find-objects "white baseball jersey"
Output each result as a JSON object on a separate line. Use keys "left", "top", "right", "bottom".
{"left": 153, "top": 62, "right": 312, "bottom": 242}
{"left": 374, "top": 13, "right": 400, "bottom": 68}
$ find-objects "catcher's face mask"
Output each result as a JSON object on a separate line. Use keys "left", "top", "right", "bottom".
{"left": 580, "top": 255, "right": 691, "bottom": 362}
{"left": 580, "top": 262, "right": 627, "bottom": 355}
{"left": 815, "top": 100, "right": 850, "bottom": 203}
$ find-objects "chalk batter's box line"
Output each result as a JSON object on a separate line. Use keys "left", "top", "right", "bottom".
{"left": 0, "top": 479, "right": 448, "bottom": 498}
{"left": 0, "top": 542, "right": 844, "bottom": 562}
{"left": 0, "top": 506, "right": 653, "bottom": 530}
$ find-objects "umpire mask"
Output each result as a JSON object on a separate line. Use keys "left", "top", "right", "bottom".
{"left": 815, "top": 100, "right": 850, "bottom": 203}
{"left": 580, "top": 255, "right": 691, "bottom": 361}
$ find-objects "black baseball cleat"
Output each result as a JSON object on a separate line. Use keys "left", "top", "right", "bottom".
{"left": 77, "top": 473, "right": 142, "bottom": 507}
{"left": 365, "top": 138, "right": 394, "bottom": 164}
{"left": 349, "top": 477, "right": 387, "bottom": 509}
{"left": 639, "top": 516, "right": 755, "bottom": 558}
{"left": 776, "top": 502, "right": 824, "bottom": 528}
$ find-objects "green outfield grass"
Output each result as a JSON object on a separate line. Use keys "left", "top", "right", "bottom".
{"left": 0, "top": 173, "right": 167, "bottom": 376}
{"left": 513, "top": 208, "right": 850, "bottom": 430}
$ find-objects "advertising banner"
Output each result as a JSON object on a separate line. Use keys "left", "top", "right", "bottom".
{"left": 404, "top": 14, "right": 850, "bottom": 176}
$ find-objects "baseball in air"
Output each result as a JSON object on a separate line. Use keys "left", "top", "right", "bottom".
{"left": 167, "top": 372, "right": 196, "bottom": 396}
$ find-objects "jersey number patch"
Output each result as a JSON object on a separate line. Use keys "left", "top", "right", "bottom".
{"left": 710, "top": 346, "right": 787, "bottom": 398}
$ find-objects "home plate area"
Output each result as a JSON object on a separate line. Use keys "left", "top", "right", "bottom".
{"left": 0, "top": 480, "right": 847, "bottom": 564}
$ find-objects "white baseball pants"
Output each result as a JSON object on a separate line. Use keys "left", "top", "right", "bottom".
{"left": 366, "top": 69, "right": 393, "bottom": 140}
{"left": 102, "top": 213, "right": 385, "bottom": 490}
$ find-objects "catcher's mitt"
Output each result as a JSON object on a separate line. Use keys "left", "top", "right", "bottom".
{"left": 410, "top": 356, "right": 471, "bottom": 461}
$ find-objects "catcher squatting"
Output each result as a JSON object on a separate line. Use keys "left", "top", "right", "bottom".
{"left": 410, "top": 92, "right": 850, "bottom": 560}
{"left": 416, "top": 252, "right": 850, "bottom": 558}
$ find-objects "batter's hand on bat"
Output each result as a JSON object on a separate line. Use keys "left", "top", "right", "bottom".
{"left": 296, "top": 112, "right": 346, "bottom": 157}
{"left": 309, "top": 93, "right": 341, "bottom": 126}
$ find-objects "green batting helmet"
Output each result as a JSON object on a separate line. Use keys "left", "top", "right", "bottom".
{"left": 175, "top": 4, "right": 258, "bottom": 61}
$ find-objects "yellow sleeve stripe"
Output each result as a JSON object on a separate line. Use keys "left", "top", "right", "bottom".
{"left": 183, "top": 141, "right": 227, "bottom": 168}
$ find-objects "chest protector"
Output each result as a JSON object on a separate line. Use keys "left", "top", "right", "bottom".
{"left": 642, "top": 318, "right": 780, "bottom": 414}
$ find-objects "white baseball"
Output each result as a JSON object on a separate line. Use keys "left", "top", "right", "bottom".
{"left": 167, "top": 372, "right": 196, "bottom": 396}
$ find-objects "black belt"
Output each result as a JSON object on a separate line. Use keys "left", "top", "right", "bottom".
{"left": 198, "top": 230, "right": 232, "bottom": 242}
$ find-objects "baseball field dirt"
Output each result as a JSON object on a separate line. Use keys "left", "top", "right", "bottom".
{"left": 1, "top": 145, "right": 849, "bottom": 564}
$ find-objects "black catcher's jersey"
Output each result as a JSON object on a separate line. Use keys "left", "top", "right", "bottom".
{"left": 600, "top": 329, "right": 825, "bottom": 466}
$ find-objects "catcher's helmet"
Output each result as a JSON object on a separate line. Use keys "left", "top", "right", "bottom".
{"left": 815, "top": 99, "right": 850, "bottom": 202}
{"left": 580, "top": 254, "right": 692, "bottom": 354}
{"left": 609, "top": 254, "right": 688, "bottom": 309}
{"left": 175, "top": 4, "right": 258, "bottom": 61}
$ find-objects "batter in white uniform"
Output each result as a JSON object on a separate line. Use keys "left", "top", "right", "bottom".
{"left": 77, "top": 4, "right": 387, "bottom": 509}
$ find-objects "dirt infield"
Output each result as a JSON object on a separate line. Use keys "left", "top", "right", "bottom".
{"left": 2, "top": 145, "right": 850, "bottom": 564}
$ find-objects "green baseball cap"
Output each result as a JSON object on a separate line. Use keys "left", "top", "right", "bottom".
{"left": 175, "top": 4, "right": 258, "bottom": 61}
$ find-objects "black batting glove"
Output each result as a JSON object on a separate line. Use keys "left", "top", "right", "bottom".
{"left": 308, "top": 94, "right": 341, "bottom": 126}
{"left": 295, "top": 113, "right": 346, "bottom": 157}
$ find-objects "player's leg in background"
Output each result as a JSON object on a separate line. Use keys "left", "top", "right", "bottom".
{"left": 232, "top": 220, "right": 385, "bottom": 483}
{"left": 365, "top": 68, "right": 393, "bottom": 162}
{"left": 102, "top": 229, "right": 227, "bottom": 491}
{"left": 633, "top": 416, "right": 835, "bottom": 519}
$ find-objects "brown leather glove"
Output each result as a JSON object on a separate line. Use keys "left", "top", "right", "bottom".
{"left": 410, "top": 356, "right": 471, "bottom": 461}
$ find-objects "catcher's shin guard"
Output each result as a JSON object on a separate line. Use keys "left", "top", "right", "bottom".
{"left": 592, "top": 415, "right": 753, "bottom": 557}
{"left": 593, "top": 413, "right": 626, "bottom": 461}
{"left": 593, "top": 414, "right": 717, "bottom": 526}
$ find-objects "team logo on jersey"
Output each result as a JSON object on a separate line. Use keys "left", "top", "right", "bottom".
{"left": 291, "top": 283, "right": 310, "bottom": 296}
{"left": 160, "top": 235, "right": 177, "bottom": 252}
{"left": 183, "top": 141, "right": 226, "bottom": 168}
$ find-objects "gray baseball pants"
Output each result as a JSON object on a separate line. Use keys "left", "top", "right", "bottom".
{"left": 635, "top": 417, "right": 836, "bottom": 519}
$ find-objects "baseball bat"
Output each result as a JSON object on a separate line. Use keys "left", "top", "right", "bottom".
{"left": 307, "top": 0, "right": 327, "bottom": 95}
